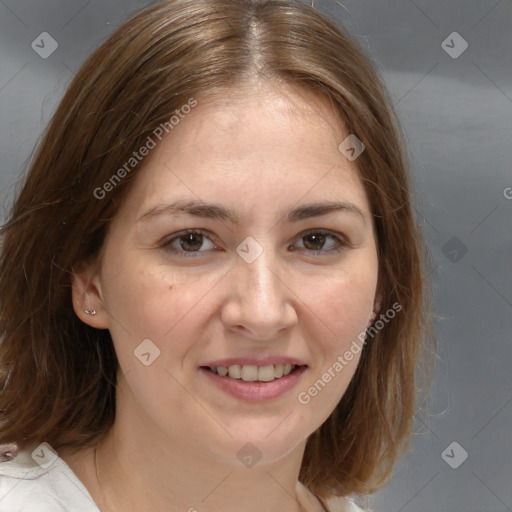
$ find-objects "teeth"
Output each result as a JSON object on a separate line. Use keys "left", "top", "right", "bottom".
{"left": 228, "top": 365, "right": 241, "bottom": 379}
{"left": 241, "top": 365, "right": 258, "bottom": 381}
{"left": 257, "top": 365, "right": 275, "bottom": 382}
{"left": 211, "top": 363, "right": 298, "bottom": 381}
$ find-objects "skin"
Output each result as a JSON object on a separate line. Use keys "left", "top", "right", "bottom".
{"left": 65, "top": 81, "right": 380, "bottom": 512}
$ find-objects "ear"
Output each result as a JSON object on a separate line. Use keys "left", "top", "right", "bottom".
{"left": 368, "top": 292, "right": 382, "bottom": 326}
{"left": 374, "top": 293, "right": 382, "bottom": 316}
{"left": 71, "top": 258, "right": 109, "bottom": 329}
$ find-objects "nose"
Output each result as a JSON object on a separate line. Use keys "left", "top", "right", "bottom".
{"left": 220, "top": 246, "right": 297, "bottom": 341}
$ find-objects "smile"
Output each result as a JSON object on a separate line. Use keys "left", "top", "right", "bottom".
{"left": 199, "top": 364, "right": 308, "bottom": 402}
{"left": 207, "top": 363, "right": 299, "bottom": 382}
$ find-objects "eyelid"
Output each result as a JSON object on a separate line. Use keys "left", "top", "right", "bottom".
{"left": 296, "top": 228, "right": 350, "bottom": 245}
{"left": 291, "top": 228, "right": 350, "bottom": 255}
{"left": 159, "top": 228, "right": 350, "bottom": 256}
{"left": 159, "top": 228, "right": 220, "bottom": 256}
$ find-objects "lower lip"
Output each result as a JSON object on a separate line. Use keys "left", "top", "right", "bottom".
{"left": 199, "top": 366, "right": 308, "bottom": 402}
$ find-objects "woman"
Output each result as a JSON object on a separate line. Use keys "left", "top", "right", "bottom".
{"left": 0, "top": 0, "right": 433, "bottom": 510}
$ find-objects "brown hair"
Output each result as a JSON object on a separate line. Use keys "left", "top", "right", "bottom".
{"left": 0, "top": 0, "right": 434, "bottom": 499}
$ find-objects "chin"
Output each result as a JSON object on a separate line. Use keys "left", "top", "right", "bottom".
{"left": 206, "top": 420, "right": 311, "bottom": 465}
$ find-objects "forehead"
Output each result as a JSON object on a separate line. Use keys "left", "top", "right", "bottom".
{"left": 177, "top": 83, "right": 348, "bottom": 159}
{"left": 119, "top": 83, "right": 370, "bottom": 220}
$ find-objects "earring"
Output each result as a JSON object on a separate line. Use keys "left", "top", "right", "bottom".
{"left": 85, "top": 309, "right": 97, "bottom": 315}
{"left": 0, "top": 442, "right": 19, "bottom": 462}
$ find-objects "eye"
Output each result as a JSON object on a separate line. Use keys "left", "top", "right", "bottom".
{"left": 159, "top": 229, "right": 348, "bottom": 258}
{"left": 160, "top": 229, "right": 217, "bottom": 257}
{"left": 292, "top": 230, "right": 348, "bottom": 256}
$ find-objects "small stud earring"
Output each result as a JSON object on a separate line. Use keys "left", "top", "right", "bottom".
{"left": 85, "top": 309, "right": 97, "bottom": 315}
{"left": 0, "top": 442, "right": 19, "bottom": 462}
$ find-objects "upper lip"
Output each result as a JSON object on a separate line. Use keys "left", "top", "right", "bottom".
{"left": 201, "top": 356, "right": 308, "bottom": 368}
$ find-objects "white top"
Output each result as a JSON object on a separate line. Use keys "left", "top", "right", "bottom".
{"left": 0, "top": 446, "right": 369, "bottom": 512}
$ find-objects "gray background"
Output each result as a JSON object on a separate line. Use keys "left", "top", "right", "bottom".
{"left": 0, "top": 1, "right": 511, "bottom": 511}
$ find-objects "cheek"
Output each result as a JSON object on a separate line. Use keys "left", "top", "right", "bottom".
{"left": 103, "top": 259, "right": 184, "bottom": 328}
{"left": 101, "top": 257, "right": 220, "bottom": 367}
{"left": 327, "top": 277, "right": 375, "bottom": 338}
{"left": 101, "top": 261, "right": 208, "bottom": 403}
{"left": 302, "top": 261, "right": 377, "bottom": 344}
{"left": 295, "top": 255, "right": 377, "bottom": 403}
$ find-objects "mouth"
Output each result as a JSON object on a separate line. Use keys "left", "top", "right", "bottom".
{"left": 201, "top": 363, "right": 306, "bottom": 382}
{"left": 198, "top": 363, "right": 308, "bottom": 402}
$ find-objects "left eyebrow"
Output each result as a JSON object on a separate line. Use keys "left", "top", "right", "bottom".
{"left": 136, "top": 199, "right": 366, "bottom": 225}
{"left": 287, "top": 201, "right": 366, "bottom": 225}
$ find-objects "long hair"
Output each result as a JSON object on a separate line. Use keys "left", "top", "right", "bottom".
{"left": 0, "top": 0, "right": 434, "bottom": 498}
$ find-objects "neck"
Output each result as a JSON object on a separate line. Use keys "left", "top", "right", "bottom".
{"left": 61, "top": 374, "right": 327, "bottom": 512}
{"left": 90, "top": 423, "right": 319, "bottom": 512}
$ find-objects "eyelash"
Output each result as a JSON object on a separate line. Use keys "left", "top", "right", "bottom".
{"left": 159, "top": 229, "right": 348, "bottom": 258}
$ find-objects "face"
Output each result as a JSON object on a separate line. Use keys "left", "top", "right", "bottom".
{"left": 74, "top": 83, "right": 379, "bottom": 466}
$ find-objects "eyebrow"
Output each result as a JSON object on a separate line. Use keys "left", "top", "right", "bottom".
{"left": 136, "top": 199, "right": 366, "bottom": 225}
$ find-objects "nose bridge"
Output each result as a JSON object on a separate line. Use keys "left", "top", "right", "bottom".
{"left": 225, "top": 238, "right": 296, "bottom": 337}
{"left": 240, "top": 243, "right": 283, "bottom": 309}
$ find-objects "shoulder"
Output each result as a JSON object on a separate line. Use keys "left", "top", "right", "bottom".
{"left": 0, "top": 443, "right": 99, "bottom": 512}
{"left": 323, "top": 495, "right": 373, "bottom": 512}
{"left": 345, "top": 499, "right": 371, "bottom": 512}
{"left": 0, "top": 446, "right": 64, "bottom": 512}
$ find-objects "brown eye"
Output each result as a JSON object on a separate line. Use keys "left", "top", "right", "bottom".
{"left": 179, "top": 232, "right": 203, "bottom": 251}
{"left": 293, "top": 230, "right": 347, "bottom": 255}
{"left": 302, "top": 233, "right": 327, "bottom": 251}
{"left": 161, "top": 229, "right": 217, "bottom": 256}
